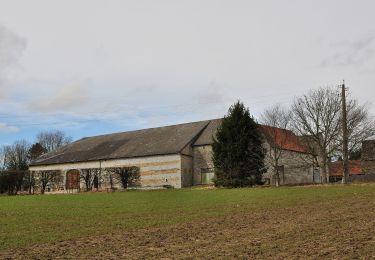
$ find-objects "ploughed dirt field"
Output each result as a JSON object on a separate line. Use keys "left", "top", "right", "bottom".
{"left": 1, "top": 185, "right": 375, "bottom": 259}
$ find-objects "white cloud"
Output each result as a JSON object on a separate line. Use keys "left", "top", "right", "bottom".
{"left": 319, "top": 35, "right": 375, "bottom": 68}
{"left": 0, "top": 24, "right": 27, "bottom": 98}
{"left": 0, "top": 122, "right": 19, "bottom": 133}
{"left": 27, "top": 80, "right": 92, "bottom": 113}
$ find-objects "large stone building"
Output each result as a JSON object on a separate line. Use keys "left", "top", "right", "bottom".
{"left": 29, "top": 119, "right": 319, "bottom": 192}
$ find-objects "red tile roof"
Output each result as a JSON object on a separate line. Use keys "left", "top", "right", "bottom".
{"left": 259, "top": 125, "right": 307, "bottom": 153}
{"left": 329, "top": 160, "right": 362, "bottom": 176}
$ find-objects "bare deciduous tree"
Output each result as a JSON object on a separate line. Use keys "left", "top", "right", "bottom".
{"left": 260, "top": 104, "right": 292, "bottom": 187}
{"left": 346, "top": 100, "right": 375, "bottom": 156}
{"left": 292, "top": 87, "right": 342, "bottom": 183}
{"left": 0, "top": 150, "right": 4, "bottom": 170}
{"left": 36, "top": 130, "right": 72, "bottom": 153}
{"left": 1, "top": 140, "right": 31, "bottom": 194}
{"left": 36, "top": 170, "right": 62, "bottom": 194}
{"left": 107, "top": 166, "right": 140, "bottom": 189}
{"left": 292, "top": 86, "right": 375, "bottom": 183}
{"left": 80, "top": 168, "right": 101, "bottom": 191}
{"left": 2, "top": 140, "right": 31, "bottom": 171}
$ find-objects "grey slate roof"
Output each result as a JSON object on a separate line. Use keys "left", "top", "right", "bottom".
{"left": 193, "top": 119, "right": 222, "bottom": 146}
{"left": 30, "top": 117, "right": 310, "bottom": 166}
{"left": 31, "top": 120, "right": 211, "bottom": 166}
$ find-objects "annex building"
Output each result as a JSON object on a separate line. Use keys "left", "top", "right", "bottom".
{"left": 29, "top": 119, "right": 319, "bottom": 192}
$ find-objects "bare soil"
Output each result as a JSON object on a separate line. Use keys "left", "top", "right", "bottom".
{"left": 2, "top": 192, "right": 375, "bottom": 259}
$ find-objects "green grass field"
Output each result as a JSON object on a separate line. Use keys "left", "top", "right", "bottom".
{"left": 1, "top": 184, "right": 375, "bottom": 258}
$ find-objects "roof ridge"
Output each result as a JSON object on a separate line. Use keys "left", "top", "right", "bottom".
{"left": 258, "top": 124, "right": 294, "bottom": 133}
{"left": 77, "top": 119, "right": 215, "bottom": 141}
{"left": 179, "top": 120, "right": 212, "bottom": 153}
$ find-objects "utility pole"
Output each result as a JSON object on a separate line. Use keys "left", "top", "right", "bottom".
{"left": 341, "top": 81, "right": 349, "bottom": 184}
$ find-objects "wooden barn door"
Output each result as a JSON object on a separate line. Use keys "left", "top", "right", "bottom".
{"left": 66, "top": 170, "right": 80, "bottom": 190}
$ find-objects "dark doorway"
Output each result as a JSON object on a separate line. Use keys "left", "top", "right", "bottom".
{"left": 93, "top": 175, "right": 99, "bottom": 189}
{"left": 66, "top": 170, "right": 80, "bottom": 190}
{"left": 277, "top": 165, "right": 285, "bottom": 184}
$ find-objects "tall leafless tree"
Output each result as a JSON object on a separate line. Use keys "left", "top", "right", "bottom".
{"left": 292, "top": 87, "right": 342, "bottom": 183}
{"left": 2, "top": 140, "right": 31, "bottom": 171}
{"left": 346, "top": 100, "right": 375, "bottom": 156}
{"left": 260, "top": 104, "right": 292, "bottom": 187}
{"left": 1, "top": 140, "right": 31, "bottom": 193}
{"left": 292, "top": 86, "right": 375, "bottom": 183}
{"left": 36, "top": 130, "right": 72, "bottom": 153}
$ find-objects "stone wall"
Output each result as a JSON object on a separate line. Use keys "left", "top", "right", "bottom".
{"left": 263, "top": 142, "right": 317, "bottom": 185}
{"left": 361, "top": 140, "right": 375, "bottom": 181}
{"left": 362, "top": 160, "right": 375, "bottom": 175}
{"left": 193, "top": 145, "right": 214, "bottom": 185}
{"left": 362, "top": 140, "right": 375, "bottom": 161}
{"left": 30, "top": 154, "right": 183, "bottom": 190}
{"left": 181, "top": 155, "right": 193, "bottom": 187}
{"left": 33, "top": 170, "right": 65, "bottom": 193}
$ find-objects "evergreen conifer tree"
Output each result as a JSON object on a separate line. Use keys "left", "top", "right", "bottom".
{"left": 212, "top": 101, "right": 266, "bottom": 187}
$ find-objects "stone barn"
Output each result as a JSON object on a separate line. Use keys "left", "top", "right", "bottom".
{"left": 29, "top": 119, "right": 319, "bottom": 192}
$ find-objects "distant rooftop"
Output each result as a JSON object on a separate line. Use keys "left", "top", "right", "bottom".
{"left": 329, "top": 160, "right": 362, "bottom": 177}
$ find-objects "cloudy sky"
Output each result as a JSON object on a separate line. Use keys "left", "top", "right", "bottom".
{"left": 0, "top": 0, "right": 375, "bottom": 146}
